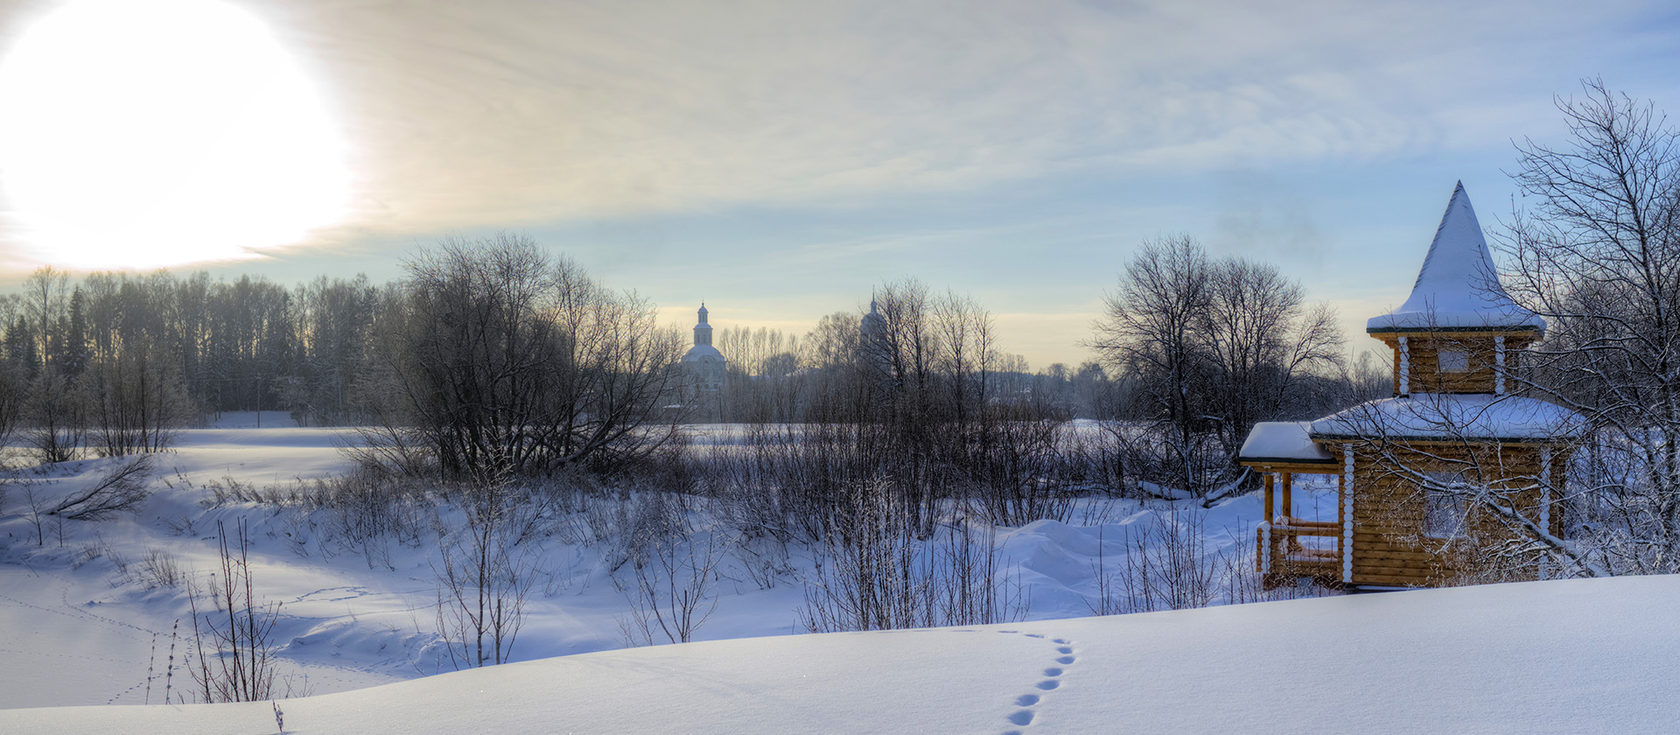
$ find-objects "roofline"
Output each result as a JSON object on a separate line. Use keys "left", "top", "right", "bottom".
{"left": 1308, "top": 432, "right": 1582, "bottom": 445}
{"left": 1236, "top": 455, "right": 1338, "bottom": 466}
{"left": 1366, "top": 325, "right": 1543, "bottom": 335}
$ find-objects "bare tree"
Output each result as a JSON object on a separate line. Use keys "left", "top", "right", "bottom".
{"left": 798, "top": 475, "right": 1026, "bottom": 632}
{"left": 190, "top": 519, "right": 285, "bottom": 702}
{"left": 25, "top": 370, "right": 87, "bottom": 463}
{"left": 19, "top": 477, "right": 47, "bottom": 545}
{"left": 1202, "top": 258, "right": 1343, "bottom": 456}
{"left": 1093, "top": 237, "right": 1214, "bottom": 494}
{"left": 86, "top": 336, "right": 193, "bottom": 456}
{"left": 619, "top": 529, "right": 724, "bottom": 646}
{"left": 22, "top": 267, "right": 68, "bottom": 373}
{"left": 0, "top": 358, "right": 26, "bottom": 451}
{"left": 47, "top": 454, "right": 154, "bottom": 520}
{"left": 366, "top": 234, "right": 684, "bottom": 480}
{"left": 1095, "top": 237, "right": 1341, "bottom": 497}
{"left": 434, "top": 475, "right": 535, "bottom": 669}
{"left": 1499, "top": 79, "right": 1680, "bottom": 574}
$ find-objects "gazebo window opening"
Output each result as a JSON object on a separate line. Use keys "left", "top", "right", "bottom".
{"left": 1423, "top": 470, "right": 1469, "bottom": 539}
{"left": 1437, "top": 348, "right": 1469, "bottom": 373}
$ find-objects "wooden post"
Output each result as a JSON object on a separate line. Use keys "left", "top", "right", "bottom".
{"left": 1539, "top": 446, "right": 1553, "bottom": 580}
{"left": 1494, "top": 335, "right": 1507, "bottom": 395}
{"left": 1263, "top": 472, "right": 1275, "bottom": 523}
{"left": 1280, "top": 472, "right": 1295, "bottom": 551}
{"left": 1341, "top": 444, "right": 1355, "bottom": 585}
{"left": 1398, "top": 336, "right": 1411, "bottom": 396}
{"left": 1280, "top": 472, "right": 1293, "bottom": 522}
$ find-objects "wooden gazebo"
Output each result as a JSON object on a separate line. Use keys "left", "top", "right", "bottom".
{"left": 1240, "top": 183, "right": 1585, "bottom": 589}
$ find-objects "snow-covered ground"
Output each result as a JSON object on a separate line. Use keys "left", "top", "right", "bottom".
{"left": 0, "top": 422, "right": 1310, "bottom": 711}
{"left": 6, "top": 575, "right": 1677, "bottom": 733}
{"left": 9, "top": 422, "right": 1652, "bottom": 732}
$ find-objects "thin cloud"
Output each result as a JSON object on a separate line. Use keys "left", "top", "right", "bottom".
{"left": 223, "top": 0, "right": 1675, "bottom": 243}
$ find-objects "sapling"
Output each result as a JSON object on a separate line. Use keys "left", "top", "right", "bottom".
{"left": 164, "top": 619, "right": 179, "bottom": 705}
{"left": 144, "top": 631, "right": 158, "bottom": 705}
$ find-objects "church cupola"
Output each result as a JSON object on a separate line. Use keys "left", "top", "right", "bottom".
{"left": 681, "top": 303, "right": 726, "bottom": 396}
{"left": 861, "top": 298, "right": 885, "bottom": 341}
{"left": 694, "top": 303, "right": 712, "bottom": 347}
{"left": 1366, "top": 183, "right": 1541, "bottom": 396}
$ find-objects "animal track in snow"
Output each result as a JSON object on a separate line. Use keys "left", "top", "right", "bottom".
{"left": 294, "top": 586, "right": 373, "bottom": 604}
{"left": 994, "top": 631, "right": 1077, "bottom": 732}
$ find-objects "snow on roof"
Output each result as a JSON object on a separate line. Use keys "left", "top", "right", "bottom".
{"left": 1309, "top": 393, "right": 1586, "bottom": 442}
{"left": 1239, "top": 421, "right": 1335, "bottom": 463}
{"left": 1366, "top": 182, "right": 1545, "bottom": 333}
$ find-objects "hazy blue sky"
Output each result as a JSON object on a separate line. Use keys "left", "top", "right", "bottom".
{"left": 0, "top": 0, "right": 1677, "bottom": 368}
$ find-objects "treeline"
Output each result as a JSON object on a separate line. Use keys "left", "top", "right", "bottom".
{"left": 0, "top": 233, "right": 1364, "bottom": 491}
{"left": 712, "top": 323, "right": 1115, "bottom": 424}
{"left": 0, "top": 267, "right": 383, "bottom": 421}
{"left": 0, "top": 267, "right": 388, "bottom": 459}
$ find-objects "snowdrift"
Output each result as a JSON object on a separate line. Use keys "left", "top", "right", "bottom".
{"left": 6, "top": 575, "right": 1677, "bottom": 734}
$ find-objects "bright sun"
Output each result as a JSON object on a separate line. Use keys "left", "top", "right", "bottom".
{"left": 0, "top": 0, "right": 348, "bottom": 270}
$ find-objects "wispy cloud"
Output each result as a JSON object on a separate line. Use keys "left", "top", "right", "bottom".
{"left": 228, "top": 0, "right": 1677, "bottom": 243}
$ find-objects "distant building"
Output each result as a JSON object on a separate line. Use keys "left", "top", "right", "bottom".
{"left": 859, "top": 298, "right": 892, "bottom": 386}
{"left": 679, "top": 304, "right": 726, "bottom": 418}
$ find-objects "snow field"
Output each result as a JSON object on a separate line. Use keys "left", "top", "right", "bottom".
{"left": 6, "top": 576, "right": 1679, "bottom": 733}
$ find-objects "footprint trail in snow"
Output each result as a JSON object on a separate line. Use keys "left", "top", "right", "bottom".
{"left": 994, "top": 631, "right": 1077, "bottom": 733}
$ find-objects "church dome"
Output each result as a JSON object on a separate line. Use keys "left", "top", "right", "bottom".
{"left": 681, "top": 303, "right": 726, "bottom": 392}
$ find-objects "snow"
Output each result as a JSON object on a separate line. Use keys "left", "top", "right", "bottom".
{"left": 0, "top": 424, "right": 1305, "bottom": 713}
{"left": 1366, "top": 182, "right": 1545, "bottom": 333}
{"left": 6, "top": 576, "right": 1679, "bottom": 733}
{"left": 7, "top": 424, "right": 1670, "bottom": 733}
{"left": 1238, "top": 421, "right": 1334, "bottom": 463}
{"left": 1310, "top": 393, "right": 1587, "bottom": 441}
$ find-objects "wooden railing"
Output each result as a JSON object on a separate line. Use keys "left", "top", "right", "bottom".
{"left": 1256, "top": 518, "right": 1341, "bottom": 584}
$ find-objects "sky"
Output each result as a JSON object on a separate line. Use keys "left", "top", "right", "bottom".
{"left": 0, "top": 0, "right": 1676, "bottom": 369}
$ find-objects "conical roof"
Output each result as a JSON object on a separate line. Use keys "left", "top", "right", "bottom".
{"left": 1366, "top": 182, "right": 1544, "bottom": 333}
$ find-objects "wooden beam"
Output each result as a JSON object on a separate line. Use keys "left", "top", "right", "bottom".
{"left": 1263, "top": 472, "right": 1275, "bottom": 522}
{"left": 1237, "top": 460, "right": 1339, "bottom": 473}
{"left": 1280, "top": 472, "right": 1293, "bottom": 520}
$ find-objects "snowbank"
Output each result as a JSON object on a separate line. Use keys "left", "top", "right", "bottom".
{"left": 5, "top": 576, "right": 1677, "bottom": 733}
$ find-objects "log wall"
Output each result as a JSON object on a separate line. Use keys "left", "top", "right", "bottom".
{"left": 1334, "top": 441, "right": 1566, "bottom": 587}
{"left": 1378, "top": 333, "right": 1532, "bottom": 395}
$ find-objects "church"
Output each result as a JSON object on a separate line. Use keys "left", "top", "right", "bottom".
{"left": 679, "top": 303, "right": 727, "bottom": 419}
{"left": 1238, "top": 183, "right": 1585, "bottom": 589}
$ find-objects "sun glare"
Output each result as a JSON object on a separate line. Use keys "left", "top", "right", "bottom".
{"left": 0, "top": 0, "right": 348, "bottom": 270}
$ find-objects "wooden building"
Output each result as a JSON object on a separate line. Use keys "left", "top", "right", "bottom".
{"left": 1238, "top": 183, "right": 1584, "bottom": 589}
